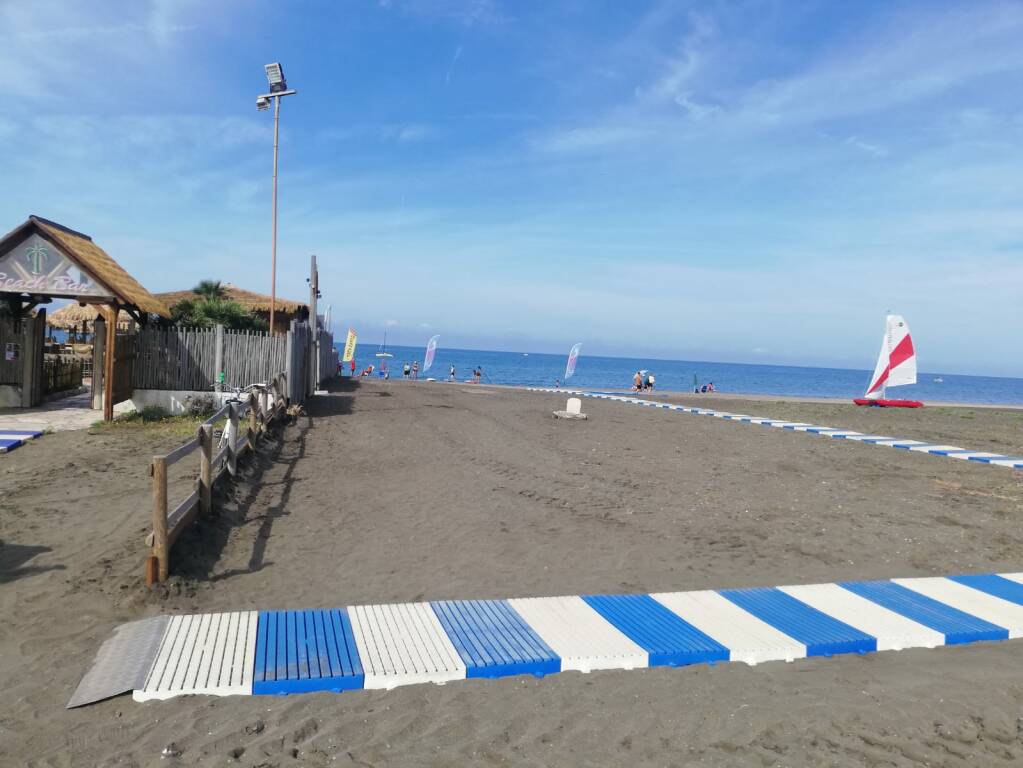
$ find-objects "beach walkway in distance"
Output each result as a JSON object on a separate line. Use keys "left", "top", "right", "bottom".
{"left": 76, "top": 572, "right": 1023, "bottom": 705}
{"left": 528, "top": 388, "right": 1023, "bottom": 470}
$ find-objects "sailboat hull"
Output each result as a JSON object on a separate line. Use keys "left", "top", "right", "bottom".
{"left": 853, "top": 398, "right": 924, "bottom": 408}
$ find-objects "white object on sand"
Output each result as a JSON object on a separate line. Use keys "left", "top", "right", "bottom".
{"left": 554, "top": 397, "right": 587, "bottom": 420}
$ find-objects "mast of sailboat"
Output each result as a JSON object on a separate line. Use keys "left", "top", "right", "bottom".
{"left": 881, "top": 310, "right": 891, "bottom": 401}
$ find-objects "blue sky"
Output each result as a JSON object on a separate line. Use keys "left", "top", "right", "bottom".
{"left": 2, "top": 1, "right": 1022, "bottom": 376}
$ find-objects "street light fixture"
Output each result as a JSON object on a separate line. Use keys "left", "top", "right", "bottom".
{"left": 256, "top": 61, "right": 297, "bottom": 333}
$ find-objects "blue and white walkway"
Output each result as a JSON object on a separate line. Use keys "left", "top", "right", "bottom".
{"left": 0, "top": 429, "right": 43, "bottom": 453}
{"left": 70, "top": 573, "right": 1023, "bottom": 706}
{"left": 528, "top": 388, "right": 1023, "bottom": 471}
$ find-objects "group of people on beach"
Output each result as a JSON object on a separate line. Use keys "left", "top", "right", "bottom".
{"left": 402, "top": 361, "right": 420, "bottom": 380}
{"left": 696, "top": 382, "right": 716, "bottom": 393}
{"left": 632, "top": 371, "right": 656, "bottom": 391}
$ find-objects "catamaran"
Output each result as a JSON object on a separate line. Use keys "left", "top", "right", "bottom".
{"left": 853, "top": 314, "right": 923, "bottom": 408}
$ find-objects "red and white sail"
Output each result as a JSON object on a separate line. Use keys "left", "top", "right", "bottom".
{"left": 863, "top": 314, "right": 916, "bottom": 399}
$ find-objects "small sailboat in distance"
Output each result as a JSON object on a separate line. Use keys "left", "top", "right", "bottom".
{"left": 853, "top": 314, "right": 923, "bottom": 408}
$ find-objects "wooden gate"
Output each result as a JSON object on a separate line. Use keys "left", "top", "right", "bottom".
{"left": 112, "top": 331, "right": 136, "bottom": 406}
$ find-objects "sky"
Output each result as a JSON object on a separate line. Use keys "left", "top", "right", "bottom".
{"left": 1, "top": 0, "right": 1022, "bottom": 376}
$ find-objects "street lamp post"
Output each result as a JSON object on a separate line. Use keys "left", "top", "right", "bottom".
{"left": 257, "top": 62, "right": 297, "bottom": 334}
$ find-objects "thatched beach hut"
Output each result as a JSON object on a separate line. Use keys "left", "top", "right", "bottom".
{"left": 48, "top": 283, "right": 308, "bottom": 333}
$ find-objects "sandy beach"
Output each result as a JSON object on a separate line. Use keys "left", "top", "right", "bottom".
{"left": 2, "top": 380, "right": 1023, "bottom": 766}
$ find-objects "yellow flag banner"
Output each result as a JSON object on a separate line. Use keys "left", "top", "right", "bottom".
{"left": 342, "top": 328, "right": 358, "bottom": 362}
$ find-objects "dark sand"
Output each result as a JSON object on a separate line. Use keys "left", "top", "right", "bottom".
{"left": 2, "top": 381, "right": 1023, "bottom": 766}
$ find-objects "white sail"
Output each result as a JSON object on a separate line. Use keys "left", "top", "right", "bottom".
{"left": 864, "top": 314, "right": 916, "bottom": 398}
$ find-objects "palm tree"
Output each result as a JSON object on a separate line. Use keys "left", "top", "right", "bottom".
{"left": 192, "top": 280, "right": 226, "bottom": 299}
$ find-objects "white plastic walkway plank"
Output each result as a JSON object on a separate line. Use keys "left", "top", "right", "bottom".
{"left": 509, "top": 595, "right": 646, "bottom": 673}
{"left": 907, "top": 444, "right": 964, "bottom": 454}
{"left": 871, "top": 439, "right": 927, "bottom": 448}
{"left": 778, "top": 583, "right": 943, "bottom": 651}
{"left": 894, "top": 578, "right": 1023, "bottom": 638}
{"left": 349, "top": 602, "right": 465, "bottom": 689}
{"left": 135, "top": 611, "right": 257, "bottom": 701}
{"left": 943, "top": 452, "right": 1006, "bottom": 462}
{"left": 841, "top": 434, "right": 896, "bottom": 443}
{"left": 988, "top": 458, "right": 1023, "bottom": 469}
{"left": 652, "top": 590, "right": 805, "bottom": 665}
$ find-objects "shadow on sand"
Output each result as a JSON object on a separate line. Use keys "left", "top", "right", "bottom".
{"left": 169, "top": 383, "right": 357, "bottom": 583}
{"left": 0, "top": 541, "right": 66, "bottom": 583}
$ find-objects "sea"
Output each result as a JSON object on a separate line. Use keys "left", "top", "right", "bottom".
{"left": 339, "top": 344, "right": 1023, "bottom": 406}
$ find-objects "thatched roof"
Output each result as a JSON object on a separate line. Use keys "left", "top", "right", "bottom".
{"left": 46, "top": 303, "right": 132, "bottom": 329}
{"left": 0, "top": 216, "right": 171, "bottom": 317}
{"left": 155, "top": 283, "right": 307, "bottom": 314}
{"left": 46, "top": 282, "right": 308, "bottom": 329}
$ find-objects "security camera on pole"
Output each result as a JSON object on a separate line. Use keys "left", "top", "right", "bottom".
{"left": 256, "top": 62, "right": 297, "bottom": 334}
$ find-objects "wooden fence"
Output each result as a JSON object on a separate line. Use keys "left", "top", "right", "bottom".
{"left": 145, "top": 372, "right": 289, "bottom": 585}
{"left": 42, "top": 357, "right": 83, "bottom": 394}
{"left": 134, "top": 326, "right": 288, "bottom": 391}
{"left": 0, "top": 317, "right": 22, "bottom": 385}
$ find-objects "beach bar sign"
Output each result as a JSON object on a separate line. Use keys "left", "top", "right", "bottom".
{"left": 0, "top": 233, "right": 113, "bottom": 299}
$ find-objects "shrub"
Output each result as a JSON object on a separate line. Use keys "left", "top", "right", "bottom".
{"left": 186, "top": 393, "right": 218, "bottom": 419}
{"left": 140, "top": 405, "right": 171, "bottom": 422}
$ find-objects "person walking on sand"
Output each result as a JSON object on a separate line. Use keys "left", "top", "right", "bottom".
{"left": 412, "top": 361, "right": 419, "bottom": 381}
{"left": 449, "top": 364, "right": 456, "bottom": 381}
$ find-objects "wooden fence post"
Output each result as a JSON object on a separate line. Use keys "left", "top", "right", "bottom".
{"left": 227, "top": 403, "right": 238, "bottom": 476}
{"left": 199, "top": 424, "right": 212, "bottom": 516}
{"left": 248, "top": 393, "right": 258, "bottom": 450}
{"left": 152, "top": 457, "right": 169, "bottom": 583}
{"left": 214, "top": 324, "right": 225, "bottom": 392}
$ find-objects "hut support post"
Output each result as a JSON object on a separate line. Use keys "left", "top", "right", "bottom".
{"left": 151, "top": 457, "right": 169, "bottom": 583}
{"left": 103, "top": 303, "right": 117, "bottom": 421}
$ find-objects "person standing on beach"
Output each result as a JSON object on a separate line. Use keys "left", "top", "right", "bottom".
{"left": 350, "top": 358, "right": 356, "bottom": 377}
{"left": 633, "top": 371, "right": 642, "bottom": 391}
{"left": 412, "top": 361, "right": 419, "bottom": 381}
{"left": 474, "top": 366, "right": 482, "bottom": 383}
{"left": 449, "top": 364, "right": 456, "bottom": 381}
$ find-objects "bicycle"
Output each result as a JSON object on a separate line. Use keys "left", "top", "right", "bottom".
{"left": 213, "top": 382, "right": 268, "bottom": 456}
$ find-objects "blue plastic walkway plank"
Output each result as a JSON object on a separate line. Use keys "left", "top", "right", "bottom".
{"left": 719, "top": 587, "right": 876, "bottom": 657}
{"left": 431, "top": 600, "right": 560, "bottom": 679}
{"left": 582, "top": 594, "right": 729, "bottom": 667}
{"left": 840, "top": 581, "right": 1009, "bottom": 645}
{"left": 950, "top": 574, "right": 1023, "bottom": 606}
{"left": 253, "top": 609, "right": 364, "bottom": 695}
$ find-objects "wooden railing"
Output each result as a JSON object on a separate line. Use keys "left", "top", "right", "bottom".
{"left": 145, "top": 373, "right": 289, "bottom": 585}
